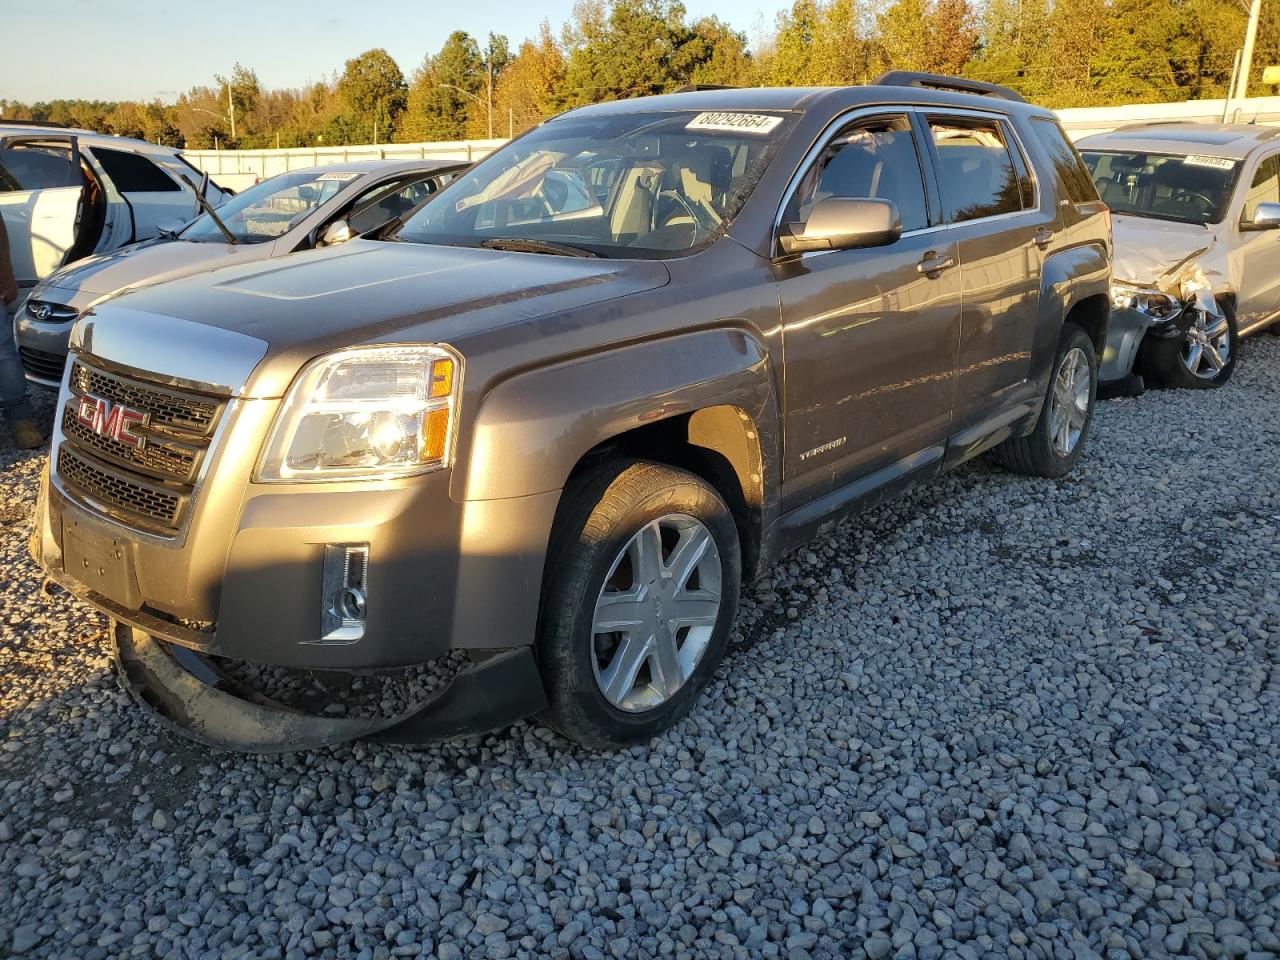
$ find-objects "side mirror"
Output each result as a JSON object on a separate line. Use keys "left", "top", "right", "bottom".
{"left": 1243, "top": 201, "right": 1280, "bottom": 230}
{"left": 155, "top": 218, "right": 186, "bottom": 240}
{"left": 779, "top": 197, "right": 903, "bottom": 255}
{"left": 319, "top": 220, "right": 354, "bottom": 247}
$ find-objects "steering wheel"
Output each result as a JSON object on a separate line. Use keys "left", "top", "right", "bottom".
{"left": 1169, "top": 190, "right": 1215, "bottom": 217}
{"left": 655, "top": 188, "right": 714, "bottom": 239}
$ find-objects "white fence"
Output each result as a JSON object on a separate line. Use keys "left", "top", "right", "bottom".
{"left": 1057, "top": 95, "right": 1280, "bottom": 139}
{"left": 181, "top": 96, "right": 1280, "bottom": 190}
{"left": 182, "top": 138, "right": 509, "bottom": 191}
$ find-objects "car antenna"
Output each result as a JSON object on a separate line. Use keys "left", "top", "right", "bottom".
{"left": 177, "top": 173, "right": 238, "bottom": 245}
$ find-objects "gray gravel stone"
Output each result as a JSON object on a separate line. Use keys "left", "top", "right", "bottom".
{"left": 2, "top": 340, "right": 1280, "bottom": 960}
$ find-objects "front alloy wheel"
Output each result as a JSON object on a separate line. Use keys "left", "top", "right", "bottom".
{"left": 1180, "top": 309, "right": 1231, "bottom": 380}
{"left": 1144, "top": 301, "right": 1237, "bottom": 390}
{"left": 592, "top": 514, "right": 722, "bottom": 712}
{"left": 538, "top": 460, "right": 741, "bottom": 748}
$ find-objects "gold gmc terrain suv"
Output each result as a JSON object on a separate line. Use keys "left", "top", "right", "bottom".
{"left": 31, "top": 74, "right": 1111, "bottom": 749}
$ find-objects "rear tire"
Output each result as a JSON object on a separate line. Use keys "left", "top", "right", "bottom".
{"left": 537, "top": 459, "right": 741, "bottom": 748}
{"left": 995, "top": 324, "right": 1097, "bottom": 479}
{"left": 1142, "top": 300, "right": 1237, "bottom": 389}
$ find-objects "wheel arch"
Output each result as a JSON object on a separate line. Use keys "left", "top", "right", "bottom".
{"left": 562, "top": 404, "right": 769, "bottom": 580}
{"left": 1063, "top": 291, "right": 1110, "bottom": 356}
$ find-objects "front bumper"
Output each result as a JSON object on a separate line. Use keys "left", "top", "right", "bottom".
{"left": 112, "top": 623, "right": 547, "bottom": 750}
{"left": 1099, "top": 306, "right": 1190, "bottom": 384}
{"left": 13, "top": 288, "right": 81, "bottom": 387}
{"left": 34, "top": 460, "right": 561, "bottom": 670}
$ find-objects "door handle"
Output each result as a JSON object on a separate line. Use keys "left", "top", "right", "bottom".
{"left": 1033, "top": 227, "right": 1054, "bottom": 250}
{"left": 917, "top": 251, "right": 955, "bottom": 275}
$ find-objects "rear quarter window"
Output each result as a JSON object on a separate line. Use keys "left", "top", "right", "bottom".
{"left": 91, "top": 147, "right": 182, "bottom": 193}
{"left": 1031, "top": 118, "right": 1099, "bottom": 203}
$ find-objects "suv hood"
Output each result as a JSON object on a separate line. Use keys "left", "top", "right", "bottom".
{"left": 41, "top": 239, "right": 253, "bottom": 300}
{"left": 82, "top": 240, "right": 672, "bottom": 398}
{"left": 1111, "top": 213, "right": 1217, "bottom": 285}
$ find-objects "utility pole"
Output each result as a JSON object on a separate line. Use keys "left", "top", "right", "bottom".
{"left": 227, "top": 79, "right": 236, "bottom": 141}
{"left": 1235, "top": 0, "right": 1263, "bottom": 101}
{"left": 1225, "top": 49, "right": 1243, "bottom": 122}
{"left": 486, "top": 49, "right": 494, "bottom": 140}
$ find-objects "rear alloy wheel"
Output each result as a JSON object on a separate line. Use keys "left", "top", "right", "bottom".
{"left": 1145, "top": 301, "right": 1237, "bottom": 389}
{"left": 538, "top": 460, "right": 741, "bottom": 748}
{"left": 995, "top": 323, "right": 1098, "bottom": 478}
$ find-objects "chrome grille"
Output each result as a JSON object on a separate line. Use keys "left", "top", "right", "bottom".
{"left": 56, "top": 359, "right": 227, "bottom": 534}
{"left": 61, "top": 405, "right": 200, "bottom": 483}
{"left": 69, "top": 362, "right": 220, "bottom": 438}
{"left": 57, "top": 447, "right": 184, "bottom": 530}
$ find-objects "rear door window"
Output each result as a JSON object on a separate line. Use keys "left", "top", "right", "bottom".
{"left": 927, "top": 118, "right": 1024, "bottom": 223}
{"left": 784, "top": 114, "right": 930, "bottom": 232}
{"left": 0, "top": 140, "right": 79, "bottom": 192}
{"left": 1031, "top": 118, "right": 1098, "bottom": 203}
{"left": 91, "top": 148, "right": 182, "bottom": 193}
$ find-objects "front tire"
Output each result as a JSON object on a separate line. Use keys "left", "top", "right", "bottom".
{"left": 1143, "top": 300, "right": 1237, "bottom": 389}
{"left": 537, "top": 460, "right": 741, "bottom": 748}
{"left": 995, "top": 324, "right": 1098, "bottom": 478}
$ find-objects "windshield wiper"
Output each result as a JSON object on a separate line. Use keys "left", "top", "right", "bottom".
{"left": 480, "top": 237, "right": 599, "bottom": 258}
{"left": 177, "top": 172, "right": 238, "bottom": 245}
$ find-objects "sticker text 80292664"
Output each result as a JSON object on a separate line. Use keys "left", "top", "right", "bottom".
{"left": 686, "top": 113, "right": 784, "bottom": 135}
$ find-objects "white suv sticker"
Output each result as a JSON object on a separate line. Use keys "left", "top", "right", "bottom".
{"left": 1183, "top": 155, "right": 1235, "bottom": 169}
{"left": 686, "top": 112, "right": 783, "bottom": 135}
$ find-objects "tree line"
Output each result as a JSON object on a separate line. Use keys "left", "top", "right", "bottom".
{"left": 3, "top": 0, "right": 1277, "bottom": 150}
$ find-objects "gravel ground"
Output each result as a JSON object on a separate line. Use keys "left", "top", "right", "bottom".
{"left": 2, "top": 339, "right": 1279, "bottom": 960}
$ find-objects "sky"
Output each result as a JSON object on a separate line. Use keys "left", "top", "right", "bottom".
{"left": 0, "top": 0, "right": 783, "bottom": 104}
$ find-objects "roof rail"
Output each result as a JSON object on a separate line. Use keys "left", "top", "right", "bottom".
{"left": 0, "top": 118, "right": 68, "bottom": 128}
{"left": 873, "top": 71, "right": 1027, "bottom": 104}
{"left": 672, "top": 84, "right": 738, "bottom": 93}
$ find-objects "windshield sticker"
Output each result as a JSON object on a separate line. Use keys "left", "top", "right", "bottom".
{"left": 316, "top": 172, "right": 360, "bottom": 182}
{"left": 1183, "top": 155, "right": 1235, "bottom": 169}
{"left": 686, "top": 112, "right": 783, "bottom": 135}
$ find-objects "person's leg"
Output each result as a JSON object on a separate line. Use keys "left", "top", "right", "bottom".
{"left": 0, "top": 307, "right": 41, "bottom": 447}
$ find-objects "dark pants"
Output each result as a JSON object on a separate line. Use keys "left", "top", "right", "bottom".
{"left": 1, "top": 306, "right": 34, "bottom": 424}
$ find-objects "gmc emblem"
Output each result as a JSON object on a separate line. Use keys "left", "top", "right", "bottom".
{"left": 76, "top": 394, "right": 148, "bottom": 449}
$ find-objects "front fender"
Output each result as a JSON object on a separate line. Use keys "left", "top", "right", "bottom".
{"left": 453, "top": 325, "right": 778, "bottom": 502}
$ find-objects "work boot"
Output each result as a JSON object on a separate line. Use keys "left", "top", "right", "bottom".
{"left": 10, "top": 420, "right": 45, "bottom": 450}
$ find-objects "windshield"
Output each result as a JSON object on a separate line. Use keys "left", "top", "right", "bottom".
{"left": 1080, "top": 150, "right": 1239, "bottom": 225}
{"left": 181, "top": 169, "right": 360, "bottom": 243}
{"left": 396, "top": 110, "right": 794, "bottom": 258}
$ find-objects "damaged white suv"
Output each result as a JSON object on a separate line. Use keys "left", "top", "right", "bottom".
{"left": 1079, "top": 123, "right": 1280, "bottom": 391}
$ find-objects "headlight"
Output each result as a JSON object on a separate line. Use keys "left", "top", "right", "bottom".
{"left": 257, "top": 344, "right": 460, "bottom": 482}
{"left": 1110, "top": 281, "right": 1177, "bottom": 319}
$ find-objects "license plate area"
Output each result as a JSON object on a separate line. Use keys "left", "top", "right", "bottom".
{"left": 62, "top": 517, "right": 141, "bottom": 609}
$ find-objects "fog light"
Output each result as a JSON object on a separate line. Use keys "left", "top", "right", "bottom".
{"left": 320, "top": 544, "right": 369, "bottom": 643}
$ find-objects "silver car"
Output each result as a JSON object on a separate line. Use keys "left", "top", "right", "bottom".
{"left": 1078, "top": 123, "right": 1280, "bottom": 391}
{"left": 15, "top": 158, "right": 464, "bottom": 385}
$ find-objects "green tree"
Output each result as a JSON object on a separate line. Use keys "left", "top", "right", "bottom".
{"left": 559, "top": 0, "right": 695, "bottom": 106}
{"left": 494, "top": 22, "right": 567, "bottom": 134}
{"left": 338, "top": 48, "right": 408, "bottom": 142}
{"left": 767, "top": 0, "right": 873, "bottom": 87}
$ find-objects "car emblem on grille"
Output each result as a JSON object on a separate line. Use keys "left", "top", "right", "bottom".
{"left": 76, "top": 394, "right": 149, "bottom": 449}
{"left": 30, "top": 302, "right": 52, "bottom": 321}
